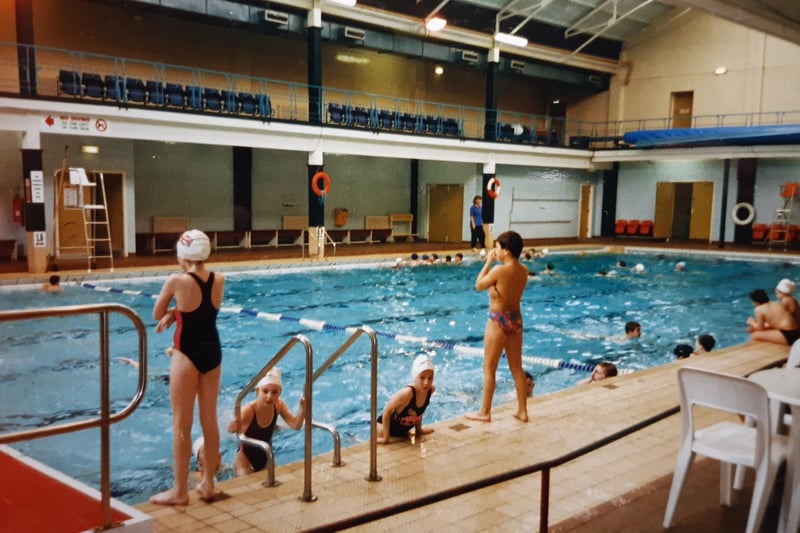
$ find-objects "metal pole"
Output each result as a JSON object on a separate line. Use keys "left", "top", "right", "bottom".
{"left": 99, "top": 311, "right": 111, "bottom": 529}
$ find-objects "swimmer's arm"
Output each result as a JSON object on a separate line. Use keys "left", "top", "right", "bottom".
{"left": 475, "top": 252, "right": 499, "bottom": 292}
{"left": 278, "top": 397, "right": 305, "bottom": 430}
{"left": 153, "top": 275, "right": 178, "bottom": 331}
{"left": 414, "top": 385, "right": 436, "bottom": 435}
{"left": 228, "top": 402, "right": 255, "bottom": 434}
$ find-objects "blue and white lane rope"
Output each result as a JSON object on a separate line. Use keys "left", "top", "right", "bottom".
{"left": 80, "top": 282, "right": 630, "bottom": 375}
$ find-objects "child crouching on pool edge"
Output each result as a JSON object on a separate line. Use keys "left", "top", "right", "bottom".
{"left": 227, "top": 367, "right": 305, "bottom": 476}
{"left": 376, "top": 355, "right": 436, "bottom": 444}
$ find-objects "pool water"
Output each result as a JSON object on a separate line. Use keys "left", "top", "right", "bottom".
{"left": 0, "top": 251, "right": 796, "bottom": 504}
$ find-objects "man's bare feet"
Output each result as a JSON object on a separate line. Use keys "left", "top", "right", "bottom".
{"left": 149, "top": 488, "right": 189, "bottom": 506}
{"left": 196, "top": 481, "right": 216, "bottom": 502}
{"left": 465, "top": 412, "right": 491, "bottom": 422}
{"left": 512, "top": 412, "right": 529, "bottom": 422}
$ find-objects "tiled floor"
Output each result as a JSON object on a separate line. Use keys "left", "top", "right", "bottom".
{"left": 135, "top": 343, "right": 789, "bottom": 532}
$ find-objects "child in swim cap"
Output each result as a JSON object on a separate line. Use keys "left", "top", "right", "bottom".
{"left": 376, "top": 355, "right": 436, "bottom": 444}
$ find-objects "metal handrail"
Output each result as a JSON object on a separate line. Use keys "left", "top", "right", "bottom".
{"left": 232, "top": 334, "right": 317, "bottom": 501}
{"left": 312, "top": 325, "right": 381, "bottom": 482}
{"left": 0, "top": 303, "right": 147, "bottom": 531}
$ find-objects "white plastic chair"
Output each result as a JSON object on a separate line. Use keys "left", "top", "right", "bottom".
{"left": 663, "top": 367, "right": 788, "bottom": 533}
{"left": 788, "top": 340, "right": 800, "bottom": 367}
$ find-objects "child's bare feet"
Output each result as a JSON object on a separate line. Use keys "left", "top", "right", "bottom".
{"left": 196, "top": 481, "right": 216, "bottom": 502}
{"left": 512, "top": 412, "right": 529, "bottom": 422}
{"left": 149, "top": 488, "right": 189, "bottom": 506}
{"left": 465, "top": 412, "right": 491, "bottom": 422}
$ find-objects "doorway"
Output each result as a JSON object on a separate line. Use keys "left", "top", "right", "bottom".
{"left": 428, "top": 184, "right": 464, "bottom": 243}
{"left": 653, "top": 181, "right": 714, "bottom": 241}
{"left": 671, "top": 91, "right": 693, "bottom": 128}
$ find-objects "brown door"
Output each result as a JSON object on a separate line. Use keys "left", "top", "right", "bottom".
{"left": 428, "top": 184, "right": 463, "bottom": 242}
{"left": 579, "top": 184, "right": 592, "bottom": 239}
{"left": 689, "top": 181, "right": 714, "bottom": 240}
{"left": 672, "top": 183, "right": 693, "bottom": 239}
{"left": 653, "top": 182, "right": 675, "bottom": 239}
{"left": 101, "top": 172, "right": 125, "bottom": 257}
{"left": 671, "top": 91, "right": 693, "bottom": 128}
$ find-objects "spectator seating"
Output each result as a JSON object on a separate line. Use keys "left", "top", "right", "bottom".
{"left": 237, "top": 92, "right": 257, "bottom": 115}
{"left": 639, "top": 220, "right": 653, "bottom": 236}
{"left": 165, "top": 83, "right": 185, "bottom": 107}
{"left": 328, "top": 103, "right": 344, "bottom": 124}
{"left": 186, "top": 85, "right": 203, "bottom": 110}
{"left": 82, "top": 73, "right": 104, "bottom": 98}
{"left": 257, "top": 94, "right": 272, "bottom": 117}
{"left": 105, "top": 75, "right": 124, "bottom": 101}
{"left": 126, "top": 78, "right": 146, "bottom": 103}
{"left": 204, "top": 88, "right": 222, "bottom": 111}
{"left": 222, "top": 90, "right": 237, "bottom": 113}
{"left": 615, "top": 219, "right": 627, "bottom": 235}
{"left": 146, "top": 80, "right": 165, "bottom": 105}
{"left": 58, "top": 70, "right": 81, "bottom": 96}
{"left": 626, "top": 219, "right": 640, "bottom": 235}
{"left": 353, "top": 106, "right": 369, "bottom": 127}
{"left": 752, "top": 223, "right": 768, "bottom": 241}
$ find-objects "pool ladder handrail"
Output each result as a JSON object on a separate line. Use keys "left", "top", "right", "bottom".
{"left": 0, "top": 303, "right": 147, "bottom": 532}
{"left": 312, "top": 325, "right": 381, "bottom": 483}
{"left": 233, "top": 334, "right": 320, "bottom": 501}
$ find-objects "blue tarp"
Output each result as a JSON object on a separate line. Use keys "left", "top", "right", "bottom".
{"left": 622, "top": 125, "right": 800, "bottom": 148}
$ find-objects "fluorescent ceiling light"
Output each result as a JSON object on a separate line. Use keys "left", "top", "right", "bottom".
{"left": 494, "top": 32, "right": 528, "bottom": 47}
{"left": 328, "top": 0, "right": 356, "bottom": 6}
{"left": 81, "top": 145, "right": 99, "bottom": 154}
{"left": 426, "top": 17, "right": 447, "bottom": 32}
{"left": 714, "top": 66, "right": 728, "bottom": 75}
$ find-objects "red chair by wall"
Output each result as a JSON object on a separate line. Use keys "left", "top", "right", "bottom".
{"left": 626, "top": 219, "right": 640, "bottom": 235}
{"left": 788, "top": 225, "right": 799, "bottom": 241}
{"left": 752, "top": 224, "right": 768, "bottom": 241}
{"left": 639, "top": 220, "right": 653, "bottom": 236}
{"left": 615, "top": 219, "right": 627, "bottom": 235}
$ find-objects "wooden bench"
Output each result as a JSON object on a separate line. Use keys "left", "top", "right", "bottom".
{"left": 212, "top": 230, "right": 247, "bottom": 250}
{"left": 145, "top": 216, "right": 189, "bottom": 254}
{"left": 249, "top": 229, "right": 278, "bottom": 248}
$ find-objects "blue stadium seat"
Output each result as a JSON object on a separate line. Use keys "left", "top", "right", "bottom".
{"left": 126, "top": 78, "right": 146, "bottom": 103}
{"left": 204, "top": 88, "right": 222, "bottom": 111}
{"left": 185, "top": 86, "right": 203, "bottom": 110}
{"left": 146, "top": 80, "right": 165, "bottom": 105}
{"left": 82, "top": 73, "right": 104, "bottom": 99}
{"left": 328, "top": 103, "right": 344, "bottom": 124}
{"left": 424, "top": 115, "right": 441, "bottom": 135}
{"left": 237, "top": 92, "right": 256, "bottom": 115}
{"left": 378, "top": 109, "right": 394, "bottom": 129}
{"left": 165, "top": 83, "right": 184, "bottom": 107}
{"left": 353, "top": 107, "right": 369, "bottom": 127}
{"left": 104, "top": 75, "right": 124, "bottom": 101}
{"left": 498, "top": 123, "right": 515, "bottom": 141}
{"left": 443, "top": 118, "right": 460, "bottom": 136}
{"left": 222, "top": 90, "right": 237, "bottom": 113}
{"left": 257, "top": 94, "right": 272, "bottom": 117}
{"left": 58, "top": 70, "right": 81, "bottom": 96}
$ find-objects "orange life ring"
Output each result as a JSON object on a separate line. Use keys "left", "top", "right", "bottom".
{"left": 311, "top": 171, "right": 331, "bottom": 197}
{"left": 486, "top": 177, "right": 501, "bottom": 199}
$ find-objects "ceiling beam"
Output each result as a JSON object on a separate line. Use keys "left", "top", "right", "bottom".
{"left": 674, "top": 0, "right": 800, "bottom": 45}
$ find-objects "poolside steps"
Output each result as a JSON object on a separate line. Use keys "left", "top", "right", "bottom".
{"left": 136, "top": 340, "right": 788, "bottom": 531}
{"left": 0, "top": 445, "right": 152, "bottom": 532}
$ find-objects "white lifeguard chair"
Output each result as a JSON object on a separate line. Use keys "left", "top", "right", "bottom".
{"left": 55, "top": 168, "right": 114, "bottom": 271}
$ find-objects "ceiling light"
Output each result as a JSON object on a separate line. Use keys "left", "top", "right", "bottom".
{"left": 494, "top": 32, "right": 528, "bottom": 47}
{"left": 434, "top": 65, "right": 444, "bottom": 76}
{"left": 328, "top": 0, "right": 356, "bottom": 6}
{"left": 426, "top": 17, "right": 447, "bottom": 32}
{"left": 714, "top": 66, "right": 728, "bottom": 75}
{"left": 81, "top": 145, "right": 99, "bottom": 154}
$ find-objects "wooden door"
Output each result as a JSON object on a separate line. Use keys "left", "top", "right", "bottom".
{"left": 579, "top": 184, "right": 592, "bottom": 239}
{"left": 689, "top": 181, "right": 714, "bottom": 240}
{"left": 671, "top": 91, "right": 693, "bottom": 128}
{"left": 672, "top": 183, "right": 693, "bottom": 239}
{"left": 653, "top": 182, "right": 674, "bottom": 239}
{"left": 428, "top": 184, "right": 463, "bottom": 242}
{"left": 100, "top": 172, "right": 125, "bottom": 256}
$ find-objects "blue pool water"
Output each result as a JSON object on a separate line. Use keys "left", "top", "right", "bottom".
{"left": 0, "top": 251, "right": 797, "bottom": 504}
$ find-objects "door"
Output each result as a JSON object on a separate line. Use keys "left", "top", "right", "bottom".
{"left": 671, "top": 91, "right": 693, "bottom": 128}
{"left": 653, "top": 182, "right": 674, "bottom": 239}
{"left": 689, "top": 181, "right": 714, "bottom": 240}
{"left": 101, "top": 172, "right": 125, "bottom": 257}
{"left": 579, "top": 184, "right": 592, "bottom": 239}
{"left": 672, "top": 183, "right": 693, "bottom": 239}
{"left": 428, "top": 184, "right": 463, "bottom": 242}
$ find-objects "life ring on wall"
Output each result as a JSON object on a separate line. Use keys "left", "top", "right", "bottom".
{"left": 486, "top": 177, "right": 501, "bottom": 199}
{"left": 732, "top": 202, "right": 755, "bottom": 226}
{"left": 311, "top": 171, "right": 331, "bottom": 197}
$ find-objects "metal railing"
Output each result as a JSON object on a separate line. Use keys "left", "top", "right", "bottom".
{"left": 0, "top": 303, "right": 147, "bottom": 531}
{"left": 312, "top": 326, "right": 381, "bottom": 482}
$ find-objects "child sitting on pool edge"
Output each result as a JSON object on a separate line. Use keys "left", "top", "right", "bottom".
{"left": 227, "top": 367, "right": 305, "bottom": 476}
{"left": 376, "top": 355, "right": 436, "bottom": 444}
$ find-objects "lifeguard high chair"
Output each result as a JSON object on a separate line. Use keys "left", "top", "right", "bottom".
{"left": 768, "top": 182, "right": 798, "bottom": 251}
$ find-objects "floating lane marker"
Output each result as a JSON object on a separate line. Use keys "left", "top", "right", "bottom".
{"left": 79, "top": 282, "right": 631, "bottom": 374}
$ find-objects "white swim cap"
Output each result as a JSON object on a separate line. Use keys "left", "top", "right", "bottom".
{"left": 542, "top": 248, "right": 549, "bottom": 255}
{"left": 192, "top": 436, "right": 204, "bottom": 461}
{"left": 777, "top": 278, "right": 795, "bottom": 295}
{"left": 176, "top": 229, "right": 211, "bottom": 261}
{"left": 633, "top": 263, "right": 645, "bottom": 273}
{"left": 411, "top": 355, "right": 434, "bottom": 380}
{"left": 257, "top": 367, "right": 282, "bottom": 390}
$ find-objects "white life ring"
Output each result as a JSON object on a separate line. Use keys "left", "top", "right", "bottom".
{"left": 732, "top": 202, "right": 755, "bottom": 226}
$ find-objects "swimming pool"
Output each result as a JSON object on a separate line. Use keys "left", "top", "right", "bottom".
{"left": 0, "top": 250, "right": 796, "bottom": 504}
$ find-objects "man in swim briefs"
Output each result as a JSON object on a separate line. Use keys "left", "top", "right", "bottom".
{"left": 747, "top": 288, "right": 800, "bottom": 345}
{"left": 466, "top": 230, "right": 529, "bottom": 423}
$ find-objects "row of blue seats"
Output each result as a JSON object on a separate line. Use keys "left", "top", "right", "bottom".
{"left": 327, "top": 103, "right": 462, "bottom": 136}
{"left": 58, "top": 70, "right": 272, "bottom": 116}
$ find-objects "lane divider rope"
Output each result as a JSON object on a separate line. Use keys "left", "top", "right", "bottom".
{"left": 80, "top": 282, "right": 632, "bottom": 375}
